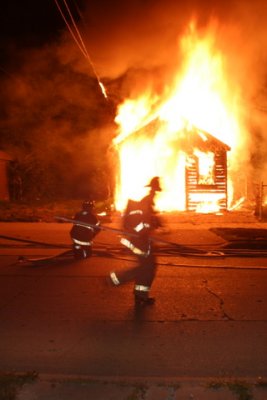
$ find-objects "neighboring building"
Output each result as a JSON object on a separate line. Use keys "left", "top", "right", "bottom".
{"left": 0, "top": 150, "right": 13, "bottom": 201}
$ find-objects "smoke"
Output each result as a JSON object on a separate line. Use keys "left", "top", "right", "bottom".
{"left": 227, "top": 0, "right": 267, "bottom": 183}
{"left": 0, "top": 41, "right": 115, "bottom": 200}
{"left": 79, "top": 0, "right": 267, "bottom": 126}
{"left": 78, "top": 1, "right": 229, "bottom": 76}
{"left": 77, "top": 0, "right": 267, "bottom": 102}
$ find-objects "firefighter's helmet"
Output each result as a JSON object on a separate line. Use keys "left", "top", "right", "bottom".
{"left": 145, "top": 176, "right": 162, "bottom": 192}
{"left": 82, "top": 200, "right": 95, "bottom": 211}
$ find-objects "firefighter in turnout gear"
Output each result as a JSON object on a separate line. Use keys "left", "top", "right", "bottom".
{"left": 109, "top": 176, "right": 163, "bottom": 306}
{"left": 70, "top": 200, "right": 100, "bottom": 259}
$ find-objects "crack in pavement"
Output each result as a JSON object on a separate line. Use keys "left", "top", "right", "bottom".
{"left": 202, "top": 280, "right": 233, "bottom": 321}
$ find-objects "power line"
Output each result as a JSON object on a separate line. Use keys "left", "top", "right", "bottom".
{"left": 53, "top": 0, "right": 87, "bottom": 58}
{"left": 53, "top": 0, "right": 108, "bottom": 99}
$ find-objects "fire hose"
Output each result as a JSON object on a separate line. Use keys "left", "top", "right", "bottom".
{"left": 55, "top": 216, "right": 267, "bottom": 259}
{"left": 0, "top": 234, "right": 69, "bottom": 248}
{"left": 55, "top": 215, "right": 209, "bottom": 255}
{"left": 1, "top": 218, "right": 267, "bottom": 266}
{"left": 55, "top": 216, "right": 237, "bottom": 257}
{"left": 1, "top": 235, "right": 267, "bottom": 270}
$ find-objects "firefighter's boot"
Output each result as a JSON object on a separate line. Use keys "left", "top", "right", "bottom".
{"left": 134, "top": 288, "right": 155, "bottom": 306}
{"left": 135, "top": 296, "right": 155, "bottom": 306}
{"left": 73, "top": 244, "right": 84, "bottom": 260}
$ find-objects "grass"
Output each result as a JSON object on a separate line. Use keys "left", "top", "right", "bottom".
{"left": 255, "top": 379, "right": 267, "bottom": 388}
{"left": 207, "top": 379, "right": 254, "bottom": 400}
{"left": 126, "top": 384, "right": 147, "bottom": 400}
{"left": 0, "top": 371, "right": 38, "bottom": 400}
{"left": 227, "top": 381, "right": 253, "bottom": 400}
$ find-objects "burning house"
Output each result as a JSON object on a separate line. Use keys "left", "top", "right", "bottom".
{"left": 113, "top": 119, "right": 231, "bottom": 214}
{"left": 112, "top": 21, "right": 248, "bottom": 215}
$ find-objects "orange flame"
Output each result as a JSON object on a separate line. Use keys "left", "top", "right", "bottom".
{"left": 113, "top": 20, "right": 245, "bottom": 212}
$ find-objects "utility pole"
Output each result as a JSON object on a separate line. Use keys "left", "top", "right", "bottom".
{"left": 259, "top": 182, "right": 267, "bottom": 221}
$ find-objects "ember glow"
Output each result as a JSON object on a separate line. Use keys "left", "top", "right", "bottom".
{"left": 113, "top": 20, "right": 245, "bottom": 213}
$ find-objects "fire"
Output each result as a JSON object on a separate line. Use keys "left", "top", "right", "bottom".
{"left": 193, "top": 150, "right": 215, "bottom": 185}
{"left": 114, "top": 95, "right": 158, "bottom": 145}
{"left": 113, "top": 20, "right": 244, "bottom": 213}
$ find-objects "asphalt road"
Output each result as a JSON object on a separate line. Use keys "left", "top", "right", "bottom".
{"left": 0, "top": 219, "right": 267, "bottom": 382}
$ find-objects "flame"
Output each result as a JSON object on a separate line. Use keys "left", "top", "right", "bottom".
{"left": 228, "top": 197, "right": 245, "bottom": 211}
{"left": 114, "top": 93, "right": 160, "bottom": 145}
{"left": 193, "top": 150, "right": 215, "bottom": 185}
{"left": 113, "top": 20, "right": 245, "bottom": 213}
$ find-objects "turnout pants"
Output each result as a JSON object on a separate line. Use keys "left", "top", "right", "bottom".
{"left": 111, "top": 252, "right": 157, "bottom": 299}
{"left": 72, "top": 240, "right": 92, "bottom": 259}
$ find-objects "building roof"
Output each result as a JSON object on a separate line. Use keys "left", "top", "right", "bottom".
{"left": 124, "top": 118, "right": 231, "bottom": 152}
{"left": 186, "top": 126, "right": 231, "bottom": 152}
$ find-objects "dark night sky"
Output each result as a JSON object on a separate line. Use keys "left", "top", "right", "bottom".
{"left": 0, "top": 0, "right": 265, "bottom": 41}
{"left": 0, "top": 0, "right": 236, "bottom": 48}
{"left": 0, "top": 0, "right": 70, "bottom": 46}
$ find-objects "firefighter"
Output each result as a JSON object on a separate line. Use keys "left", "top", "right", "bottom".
{"left": 70, "top": 200, "right": 100, "bottom": 259}
{"left": 109, "top": 176, "right": 163, "bottom": 306}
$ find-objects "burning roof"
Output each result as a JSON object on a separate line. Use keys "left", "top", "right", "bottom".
{"left": 184, "top": 126, "right": 231, "bottom": 153}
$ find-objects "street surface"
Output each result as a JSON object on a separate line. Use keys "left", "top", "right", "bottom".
{"left": 0, "top": 214, "right": 267, "bottom": 398}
